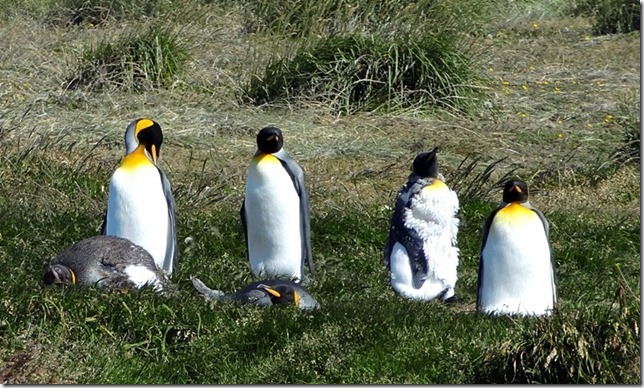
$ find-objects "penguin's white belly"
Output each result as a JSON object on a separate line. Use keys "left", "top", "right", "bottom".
{"left": 480, "top": 211, "right": 554, "bottom": 316}
{"left": 389, "top": 243, "right": 451, "bottom": 300}
{"left": 245, "top": 157, "right": 302, "bottom": 280}
{"left": 106, "top": 166, "right": 169, "bottom": 271}
{"left": 123, "top": 264, "right": 163, "bottom": 291}
{"left": 389, "top": 185, "right": 460, "bottom": 300}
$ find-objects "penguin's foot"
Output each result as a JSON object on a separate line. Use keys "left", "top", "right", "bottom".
{"left": 190, "top": 276, "right": 225, "bottom": 302}
{"left": 439, "top": 286, "right": 455, "bottom": 302}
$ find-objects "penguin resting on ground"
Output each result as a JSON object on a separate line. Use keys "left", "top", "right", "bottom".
{"left": 477, "top": 178, "right": 557, "bottom": 316}
{"left": 102, "top": 118, "right": 178, "bottom": 277}
{"left": 190, "top": 277, "right": 320, "bottom": 310}
{"left": 240, "top": 126, "right": 314, "bottom": 284}
{"left": 383, "top": 148, "right": 460, "bottom": 301}
{"left": 43, "top": 235, "right": 172, "bottom": 292}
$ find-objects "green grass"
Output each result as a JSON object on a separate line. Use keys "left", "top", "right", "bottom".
{"left": 0, "top": 0, "right": 640, "bottom": 384}
{"left": 0, "top": 146, "right": 639, "bottom": 383}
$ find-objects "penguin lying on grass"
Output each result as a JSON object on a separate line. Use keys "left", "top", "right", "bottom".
{"left": 43, "top": 235, "right": 171, "bottom": 293}
{"left": 477, "top": 179, "right": 557, "bottom": 316}
{"left": 191, "top": 277, "right": 320, "bottom": 310}
{"left": 240, "top": 126, "right": 315, "bottom": 284}
{"left": 384, "top": 148, "right": 460, "bottom": 302}
{"left": 102, "top": 118, "right": 178, "bottom": 277}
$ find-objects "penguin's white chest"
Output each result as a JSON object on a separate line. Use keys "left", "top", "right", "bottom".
{"left": 244, "top": 154, "right": 302, "bottom": 279}
{"left": 105, "top": 164, "right": 169, "bottom": 270}
{"left": 480, "top": 204, "right": 555, "bottom": 316}
{"left": 389, "top": 184, "right": 460, "bottom": 300}
{"left": 123, "top": 264, "right": 164, "bottom": 291}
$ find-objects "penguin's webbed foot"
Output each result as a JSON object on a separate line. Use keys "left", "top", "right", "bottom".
{"left": 190, "top": 276, "right": 225, "bottom": 302}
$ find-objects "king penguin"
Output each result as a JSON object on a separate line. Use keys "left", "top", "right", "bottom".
{"left": 190, "top": 277, "right": 320, "bottom": 310}
{"left": 43, "top": 235, "right": 172, "bottom": 292}
{"left": 102, "top": 118, "right": 178, "bottom": 276}
{"left": 383, "top": 148, "right": 460, "bottom": 301}
{"left": 476, "top": 179, "right": 557, "bottom": 316}
{"left": 240, "top": 126, "right": 314, "bottom": 283}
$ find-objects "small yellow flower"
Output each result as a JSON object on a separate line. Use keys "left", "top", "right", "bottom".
{"left": 88, "top": 22, "right": 94, "bottom": 28}
{"left": 586, "top": 123, "right": 593, "bottom": 128}
{"left": 556, "top": 133, "right": 564, "bottom": 139}
{"left": 529, "top": 66, "right": 535, "bottom": 72}
{"left": 584, "top": 35, "right": 591, "bottom": 41}
{"left": 553, "top": 87, "right": 561, "bottom": 93}
{"left": 595, "top": 80, "right": 602, "bottom": 86}
{"left": 521, "top": 85, "right": 528, "bottom": 91}
{"left": 503, "top": 87, "right": 512, "bottom": 95}
{"left": 502, "top": 80, "right": 510, "bottom": 85}
{"left": 604, "top": 114, "right": 613, "bottom": 123}
{"left": 517, "top": 112, "right": 527, "bottom": 118}
{"left": 570, "top": 80, "right": 577, "bottom": 85}
{"left": 556, "top": 117, "right": 563, "bottom": 125}
{"left": 488, "top": 67, "right": 494, "bottom": 72}
{"left": 532, "top": 22, "right": 539, "bottom": 29}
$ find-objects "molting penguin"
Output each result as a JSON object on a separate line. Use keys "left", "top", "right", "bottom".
{"left": 190, "top": 277, "right": 320, "bottom": 310}
{"left": 240, "top": 126, "right": 314, "bottom": 283}
{"left": 476, "top": 179, "right": 557, "bottom": 316}
{"left": 384, "top": 148, "right": 460, "bottom": 301}
{"left": 43, "top": 235, "right": 172, "bottom": 292}
{"left": 102, "top": 118, "right": 178, "bottom": 276}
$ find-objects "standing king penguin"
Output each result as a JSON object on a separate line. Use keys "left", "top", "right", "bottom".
{"left": 384, "top": 148, "right": 460, "bottom": 301}
{"left": 477, "top": 179, "right": 557, "bottom": 316}
{"left": 102, "top": 118, "right": 178, "bottom": 276}
{"left": 241, "top": 126, "right": 314, "bottom": 283}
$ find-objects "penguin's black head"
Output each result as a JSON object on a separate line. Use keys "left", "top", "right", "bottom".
{"left": 502, "top": 178, "right": 529, "bottom": 203}
{"left": 43, "top": 264, "right": 76, "bottom": 285}
{"left": 412, "top": 148, "right": 439, "bottom": 178}
{"left": 257, "top": 126, "right": 284, "bottom": 154}
{"left": 258, "top": 284, "right": 300, "bottom": 307}
{"left": 135, "top": 119, "right": 164, "bottom": 164}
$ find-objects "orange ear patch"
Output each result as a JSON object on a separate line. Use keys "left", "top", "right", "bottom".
{"left": 135, "top": 118, "right": 155, "bottom": 136}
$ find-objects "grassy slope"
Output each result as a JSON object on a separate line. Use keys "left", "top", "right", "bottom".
{"left": 0, "top": 0, "right": 640, "bottom": 384}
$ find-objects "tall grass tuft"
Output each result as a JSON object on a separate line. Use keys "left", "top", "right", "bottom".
{"left": 568, "top": 0, "right": 640, "bottom": 34}
{"left": 240, "top": 0, "right": 490, "bottom": 114}
{"left": 65, "top": 24, "right": 189, "bottom": 91}
{"left": 244, "top": 33, "right": 483, "bottom": 114}
{"left": 45, "top": 0, "right": 167, "bottom": 27}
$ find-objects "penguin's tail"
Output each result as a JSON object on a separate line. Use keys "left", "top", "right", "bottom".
{"left": 190, "top": 276, "right": 225, "bottom": 302}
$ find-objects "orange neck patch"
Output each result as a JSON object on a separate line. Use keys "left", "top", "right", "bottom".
{"left": 252, "top": 153, "right": 280, "bottom": 165}
{"left": 120, "top": 145, "right": 153, "bottom": 171}
{"left": 422, "top": 179, "right": 447, "bottom": 192}
{"left": 495, "top": 202, "right": 535, "bottom": 224}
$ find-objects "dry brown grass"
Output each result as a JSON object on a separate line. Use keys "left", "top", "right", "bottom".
{"left": 0, "top": 4, "right": 639, "bottom": 223}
